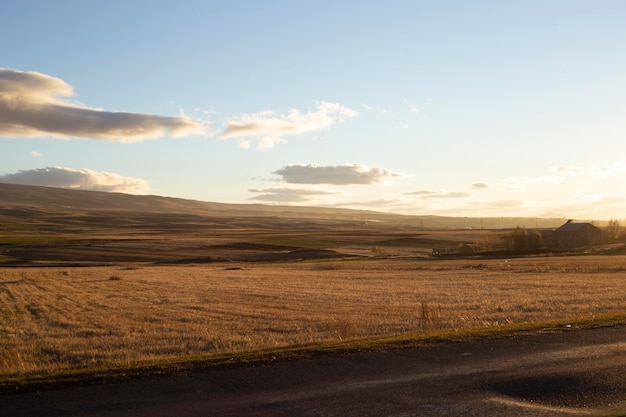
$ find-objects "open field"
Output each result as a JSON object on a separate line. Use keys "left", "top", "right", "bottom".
{"left": 2, "top": 183, "right": 626, "bottom": 386}
{"left": 2, "top": 255, "right": 626, "bottom": 377}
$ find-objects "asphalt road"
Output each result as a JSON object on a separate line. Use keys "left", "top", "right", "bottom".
{"left": 3, "top": 325, "right": 626, "bottom": 417}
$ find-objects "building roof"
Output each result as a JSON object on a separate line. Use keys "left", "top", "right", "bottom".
{"left": 555, "top": 221, "right": 600, "bottom": 233}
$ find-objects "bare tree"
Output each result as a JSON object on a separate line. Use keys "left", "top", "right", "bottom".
{"left": 606, "top": 219, "right": 622, "bottom": 242}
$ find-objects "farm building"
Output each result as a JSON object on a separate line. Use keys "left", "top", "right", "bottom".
{"left": 553, "top": 220, "right": 602, "bottom": 247}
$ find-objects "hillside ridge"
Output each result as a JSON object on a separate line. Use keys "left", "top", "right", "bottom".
{"left": 0, "top": 182, "right": 566, "bottom": 229}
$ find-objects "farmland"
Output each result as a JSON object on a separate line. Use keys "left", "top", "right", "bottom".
{"left": 1, "top": 183, "right": 625, "bottom": 381}
{"left": 2, "top": 256, "right": 626, "bottom": 376}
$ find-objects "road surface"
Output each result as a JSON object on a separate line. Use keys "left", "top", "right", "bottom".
{"left": 3, "top": 325, "right": 626, "bottom": 416}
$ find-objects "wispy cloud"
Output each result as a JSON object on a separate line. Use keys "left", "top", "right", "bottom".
{"left": 575, "top": 191, "right": 626, "bottom": 206}
{"left": 497, "top": 176, "right": 562, "bottom": 190}
{"left": 551, "top": 164, "right": 626, "bottom": 177}
{"left": 248, "top": 187, "right": 335, "bottom": 203}
{"left": 0, "top": 167, "right": 149, "bottom": 193}
{"left": 333, "top": 198, "right": 401, "bottom": 208}
{"left": 471, "top": 182, "right": 490, "bottom": 189}
{"left": 537, "top": 195, "right": 626, "bottom": 219}
{"left": 362, "top": 104, "right": 387, "bottom": 113}
{"left": 429, "top": 191, "right": 473, "bottom": 199}
{"left": 30, "top": 150, "right": 42, "bottom": 157}
{"left": 479, "top": 164, "right": 625, "bottom": 193}
{"left": 404, "top": 189, "right": 437, "bottom": 196}
{"left": 403, "top": 98, "right": 420, "bottom": 115}
{"left": 274, "top": 164, "right": 401, "bottom": 185}
{"left": 499, "top": 177, "right": 533, "bottom": 190}
{"left": 0, "top": 68, "right": 207, "bottom": 142}
{"left": 219, "top": 101, "right": 358, "bottom": 150}
{"left": 405, "top": 189, "right": 473, "bottom": 199}
{"left": 480, "top": 200, "right": 525, "bottom": 208}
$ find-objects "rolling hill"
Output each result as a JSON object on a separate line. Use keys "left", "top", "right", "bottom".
{"left": 0, "top": 182, "right": 565, "bottom": 230}
{"left": 0, "top": 183, "right": 574, "bottom": 265}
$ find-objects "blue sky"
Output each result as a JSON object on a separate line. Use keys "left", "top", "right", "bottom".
{"left": 1, "top": 1, "right": 625, "bottom": 220}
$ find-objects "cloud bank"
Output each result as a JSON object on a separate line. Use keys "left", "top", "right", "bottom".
{"left": 0, "top": 167, "right": 149, "bottom": 193}
{"left": 220, "top": 102, "right": 358, "bottom": 150}
{"left": 274, "top": 164, "right": 400, "bottom": 185}
{"left": 0, "top": 68, "right": 206, "bottom": 142}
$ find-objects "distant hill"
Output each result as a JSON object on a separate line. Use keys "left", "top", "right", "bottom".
{"left": 0, "top": 182, "right": 565, "bottom": 230}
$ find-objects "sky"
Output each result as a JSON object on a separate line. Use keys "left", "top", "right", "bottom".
{"left": 1, "top": 1, "right": 625, "bottom": 220}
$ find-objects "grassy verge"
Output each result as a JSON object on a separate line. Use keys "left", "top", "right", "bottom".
{"left": 3, "top": 312, "right": 626, "bottom": 394}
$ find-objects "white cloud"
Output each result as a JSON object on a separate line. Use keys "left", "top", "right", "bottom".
{"left": 258, "top": 135, "right": 287, "bottom": 150}
{"left": 30, "top": 150, "right": 42, "bottom": 157}
{"left": 537, "top": 195, "right": 626, "bottom": 220}
{"left": 362, "top": 104, "right": 387, "bottom": 113}
{"left": 403, "top": 98, "right": 420, "bottom": 115}
{"left": 576, "top": 191, "right": 604, "bottom": 201}
{"left": 219, "top": 101, "right": 358, "bottom": 150}
{"left": 482, "top": 200, "right": 525, "bottom": 208}
{"left": 248, "top": 187, "right": 335, "bottom": 203}
{"left": 237, "top": 139, "right": 251, "bottom": 149}
{"left": 404, "top": 189, "right": 437, "bottom": 196}
{"left": 471, "top": 182, "right": 490, "bottom": 189}
{"left": 273, "top": 164, "right": 401, "bottom": 185}
{"left": 551, "top": 164, "right": 626, "bottom": 177}
{"left": 575, "top": 192, "right": 626, "bottom": 206}
{"left": 405, "top": 190, "right": 472, "bottom": 199}
{"left": 0, "top": 68, "right": 207, "bottom": 142}
{"left": 496, "top": 175, "right": 563, "bottom": 190}
{"left": 0, "top": 167, "right": 149, "bottom": 194}
{"left": 336, "top": 198, "right": 401, "bottom": 208}
{"left": 428, "top": 191, "right": 473, "bottom": 199}
{"left": 499, "top": 177, "right": 533, "bottom": 190}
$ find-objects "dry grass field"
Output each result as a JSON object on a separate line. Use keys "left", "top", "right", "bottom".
{"left": 1, "top": 184, "right": 625, "bottom": 382}
{"left": 2, "top": 255, "right": 626, "bottom": 376}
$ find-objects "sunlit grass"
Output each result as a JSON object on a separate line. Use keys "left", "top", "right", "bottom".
{"left": 1, "top": 255, "right": 626, "bottom": 378}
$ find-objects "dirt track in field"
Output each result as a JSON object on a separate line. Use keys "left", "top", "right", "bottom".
{"left": 3, "top": 325, "right": 626, "bottom": 417}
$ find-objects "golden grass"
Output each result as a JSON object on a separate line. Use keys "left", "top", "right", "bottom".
{"left": 1, "top": 255, "right": 626, "bottom": 376}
